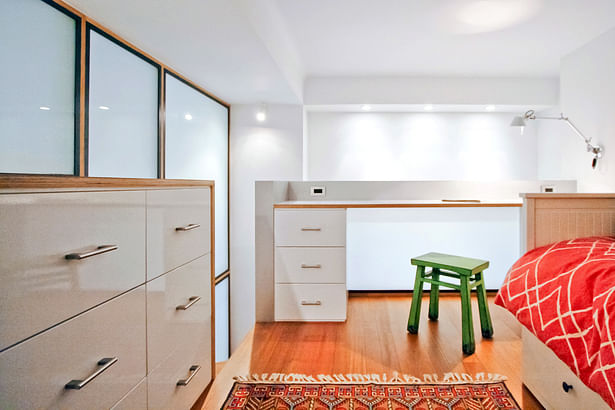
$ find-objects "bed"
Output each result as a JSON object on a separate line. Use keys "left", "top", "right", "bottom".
{"left": 496, "top": 193, "right": 615, "bottom": 409}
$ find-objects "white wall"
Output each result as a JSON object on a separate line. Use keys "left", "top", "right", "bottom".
{"left": 305, "top": 77, "right": 559, "bottom": 106}
{"left": 229, "top": 104, "right": 303, "bottom": 350}
{"left": 537, "top": 28, "right": 615, "bottom": 192}
{"left": 306, "top": 112, "right": 538, "bottom": 181}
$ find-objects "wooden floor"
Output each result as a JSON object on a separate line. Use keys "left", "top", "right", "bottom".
{"left": 201, "top": 294, "right": 543, "bottom": 409}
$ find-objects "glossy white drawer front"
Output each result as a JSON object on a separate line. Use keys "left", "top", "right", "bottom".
{"left": 147, "top": 254, "right": 211, "bottom": 373}
{"left": 275, "top": 209, "right": 346, "bottom": 247}
{"left": 0, "top": 191, "right": 146, "bottom": 351}
{"left": 147, "top": 188, "right": 211, "bottom": 280}
{"left": 275, "top": 247, "right": 346, "bottom": 284}
{"left": 0, "top": 286, "right": 146, "bottom": 410}
{"left": 147, "top": 256, "right": 212, "bottom": 409}
{"left": 275, "top": 284, "right": 347, "bottom": 321}
{"left": 110, "top": 378, "right": 147, "bottom": 410}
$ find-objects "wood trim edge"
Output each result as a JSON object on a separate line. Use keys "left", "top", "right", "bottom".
{"left": 0, "top": 175, "right": 213, "bottom": 189}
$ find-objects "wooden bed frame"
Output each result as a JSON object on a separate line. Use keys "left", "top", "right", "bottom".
{"left": 519, "top": 193, "right": 615, "bottom": 409}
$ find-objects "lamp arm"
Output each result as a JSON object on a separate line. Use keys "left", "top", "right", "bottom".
{"left": 531, "top": 114, "right": 593, "bottom": 145}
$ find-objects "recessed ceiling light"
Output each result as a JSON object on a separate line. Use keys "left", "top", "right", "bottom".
{"left": 424, "top": 104, "right": 434, "bottom": 111}
{"left": 256, "top": 104, "right": 267, "bottom": 122}
{"left": 361, "top": 104, "right": 371, "bottom": 111}
{"left": 39, "top": 106, "right": 51, "bottom": 111}
{"left": 184, "top": 113, "right": 193, "bottom": 121}
{"left": 98, "top": 106, "right": 110, "bottom": 111}
{"left": 486, "top": 105, "right": 495, "bottom": 111}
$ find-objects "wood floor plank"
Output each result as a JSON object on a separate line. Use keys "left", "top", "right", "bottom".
{"left": 200, "top": 294, "right": 543, "bottom": 409}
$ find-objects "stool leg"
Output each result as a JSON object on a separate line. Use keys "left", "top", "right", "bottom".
{"left": 428, "top": 268, "right": 440, "bottom": 321}
{"left": 407, "top": 265, "right": 425, "bottom": 334}
{"left": 460, "top": 275, "right": 475, "bottom": 355}
{"left": 475, "top": 271, "right": 494, "bottom": 338}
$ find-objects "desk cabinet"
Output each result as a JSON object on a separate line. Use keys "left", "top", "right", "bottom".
{"left": 274, "top": 209, "right": 347, "bottom": 321}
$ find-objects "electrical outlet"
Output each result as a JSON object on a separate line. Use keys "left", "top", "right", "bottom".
{"left": 541, "top": 185, "right": 556, "bottom": 193}
{"left": 310, "top": 186, "right": 326, "bottom": 197}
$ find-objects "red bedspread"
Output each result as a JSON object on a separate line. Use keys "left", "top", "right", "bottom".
{"left": 495, "top": 236, "right": 615, "bottom": 408}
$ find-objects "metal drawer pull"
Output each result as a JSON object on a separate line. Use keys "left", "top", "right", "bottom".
{"left": 176, "top": 296, "right": 201, "bottom": 310}
{"left": 301, "top": 227, "right": 321, "bottom": 232}
{"left": 65, "top": 357, "right": 118, "bottom": 390}
{"left": 65, "top": 245, "right": 118, "bottom": 260}
{"left": 175, "top": 223, "right": 200, "bottom": 232}
{"left": 301, "top": 264, "right": 322, "bottom": 269}
{"left": 301, "top": 300, "right": 322, "bottom": 306}
{"left": 177, "top": 365, "right": 201, "bottom": 386}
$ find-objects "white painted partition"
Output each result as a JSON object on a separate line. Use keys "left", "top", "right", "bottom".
{"left": 346, "top": 207, "right": 520, "bottom": 290}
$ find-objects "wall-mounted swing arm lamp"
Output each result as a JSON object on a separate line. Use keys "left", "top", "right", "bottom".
{"left": 510, "top": 110, "right": 604, "bottom": 169}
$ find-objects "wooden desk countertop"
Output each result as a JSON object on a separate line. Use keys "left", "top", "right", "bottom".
{"left": 274, "top": 199, "right": 523, "bottom": 209}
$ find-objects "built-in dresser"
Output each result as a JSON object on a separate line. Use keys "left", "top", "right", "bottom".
{"left": 274, "top": 208, "right": 347, "bottom": 321}
{"left": 0, "top": 177, "right": 214, "bottom": 410}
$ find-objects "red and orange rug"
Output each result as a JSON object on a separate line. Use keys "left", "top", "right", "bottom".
{"left": 221, "top": 373, "right": 520, "bottom": 410}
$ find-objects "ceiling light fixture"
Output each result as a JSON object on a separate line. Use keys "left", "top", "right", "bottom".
{"left": 98, "top": 106, "right": 110, "bottom": 111}
{"left": 486, "top": 105, "right": 495, "bottom": 111}
{"left": 184, "top": 113, "right": 193, "bottom": 121}
{"left": 424, "top": 104, "right": 434, "bottom": 111}
{"left": 39, "top": 106, "right": 51, "bottom": 111}
{"left": 361, "top": 104, "right": 371, "bottom": 111}
{"left": 511, "top": 110, "right": 603, "bottom": 169}
{"left": 256, "top": 104, "right": 267, "bottom": 122}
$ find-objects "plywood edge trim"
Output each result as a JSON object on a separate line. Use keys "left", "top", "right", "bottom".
{"left": 273, "top": 203, "right": 522, "bottom": 209}
{"left": 521, "top": 193, "right": 615, "bottom": 199}
{"left": 0, "top": 175, "right": 214, "bottom": 189}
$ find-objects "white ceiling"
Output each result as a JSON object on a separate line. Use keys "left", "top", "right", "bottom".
{"left": 274, "top": 0, "right": 615, "bottom": 77}
{"left": 65, "top": 0, "right": 615, "bottom": 104}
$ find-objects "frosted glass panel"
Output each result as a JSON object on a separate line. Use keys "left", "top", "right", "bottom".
{"left": 215, "top": 277, "right": 230, "bottom": 361}
{"left": 347, "top": 208, "right": 520, "bottom": 290}
{"left": 165, "top": 73, "right": 229, "bottom": 275}
{"left": 87, "top": 29, "right": 159, "bottom": 178}
{"left": 0, "top": 0, "right": 76, "bottom": 174}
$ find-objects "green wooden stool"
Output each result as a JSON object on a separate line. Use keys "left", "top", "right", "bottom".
{"left": 407, "top": 252, "right": 493, "bottom": 355}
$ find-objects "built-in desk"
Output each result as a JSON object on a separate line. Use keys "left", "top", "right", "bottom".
{"left": 272, "top": 199, "right": 523, "bottom": 321}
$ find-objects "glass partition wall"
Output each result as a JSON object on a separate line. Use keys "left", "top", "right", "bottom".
{"left": 1, "top": 0, "right": 231, "bottom": 361}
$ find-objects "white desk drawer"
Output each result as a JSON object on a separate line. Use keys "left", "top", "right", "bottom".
{"left": 275, "top": 247, "right": 345, "bottom": 284}
{"left": 275, "top": 209, "right": 346, "bottom": 246}
{"left": 0, "top": 191, "right": 146, "bottom": 351}
{"left": 147, "top": 188, "right": 211, "bottom": 280}
{"left": 147, "top": 254, "right": 211, "bottom": 373}
{"left": 275, "top": 284, "right": 347, "bottom": 321}
{"left": 0, "top": 286, "right": 146, "bottom": 410}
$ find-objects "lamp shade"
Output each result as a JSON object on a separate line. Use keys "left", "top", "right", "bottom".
{"left": 510, "top": 116, "right": 526, "bottom": 127}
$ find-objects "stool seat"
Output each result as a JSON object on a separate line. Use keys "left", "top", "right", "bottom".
{"left": 407, "top": 252, "right": 493, "bottom": 355}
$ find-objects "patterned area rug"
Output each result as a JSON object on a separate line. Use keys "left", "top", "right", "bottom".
{"left": 221, "top": 374, "right": 520, "bottom": 409}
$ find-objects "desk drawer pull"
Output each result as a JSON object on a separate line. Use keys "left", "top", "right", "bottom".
{"left": 65, "top": 245, "right": 118, "bottom": 260}
{"left": 65, "top": 357, "right": 118, "bottom": 390}
{"left": 177, "top": 365, "right": 201, "bottom": 386}
{"left": 301, "top": 227, "right": 321, "bottom": 232}
{"left": 301, "top": 264, "right": 322, "bottom": 269}
{"left": 301, "top": 300, "right": 322, "bottom": 306}
{"left": 176, "top": 296, "right": 201, "bottom": 310}
{"left": 175, "top": 223, "right": 200, "bottom": 232}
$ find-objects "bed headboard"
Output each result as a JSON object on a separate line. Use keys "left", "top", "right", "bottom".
{"left": 521, "top": 193, "right": 615, "bottom": 252}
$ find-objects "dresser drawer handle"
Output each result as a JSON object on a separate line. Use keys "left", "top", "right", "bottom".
{"left": 177, "top": 365, "right": 201, "bottom": 386}
{"left": 301, "top": 227, "right": 321, "bottom": 232}
{"left": 562, "top": 382, "right": 573, "bottom": 393}
{"left": 65, "top": 357, "right": 118, "bottom": 390}
{"left": 301, "top": 300, "right": 322, "bottom": 306}
{"left": 176, "top": 223, "right": 201, "bottom": 232}
{"left": 301, "top": 264, "right": 322, "bottom": 269}
{"left": 176, "top": 296, "right": 201, "bottom": 310}
{"left": 65, "top": 245, "right": 118, "bottom": 260}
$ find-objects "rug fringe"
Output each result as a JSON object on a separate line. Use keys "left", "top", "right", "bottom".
{"left": 233, "top": 372, "right": 507, "bottom": 385}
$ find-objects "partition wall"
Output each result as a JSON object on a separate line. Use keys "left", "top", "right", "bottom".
{"left": 0, "top": 0, "right": 231, "bottom": 360}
